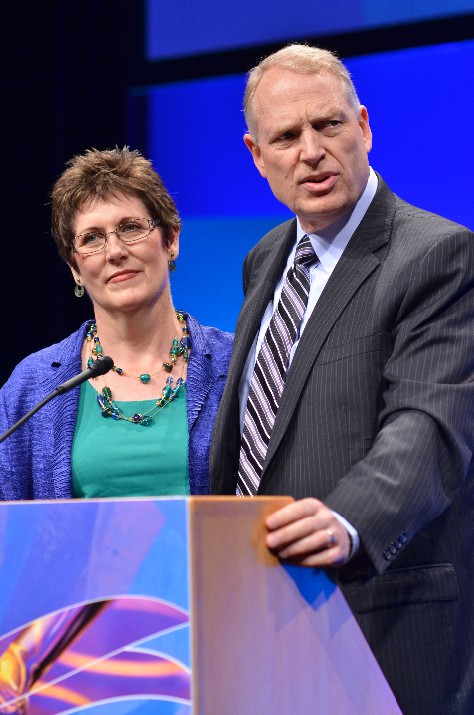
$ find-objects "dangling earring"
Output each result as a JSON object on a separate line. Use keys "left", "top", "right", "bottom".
{"left": 74, "top": 278, "right": 85, "bottom": 298}
{"left": 168, "top": 251, "right": 177, "bottom": 272}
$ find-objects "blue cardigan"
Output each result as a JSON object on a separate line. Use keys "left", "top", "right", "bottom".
{"left": 0, "top": 315, "right": 233, "bottom": 499}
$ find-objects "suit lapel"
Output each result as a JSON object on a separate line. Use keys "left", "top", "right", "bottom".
{"left": 223, "top": 219, "right": 297, "bottom": 406}
{"left": 262, "top": 180, "right": 396, "bottom": 474}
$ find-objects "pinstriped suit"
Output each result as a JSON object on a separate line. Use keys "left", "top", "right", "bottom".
{"left": 210, "top": 176, "right": 474, "bottom": 715}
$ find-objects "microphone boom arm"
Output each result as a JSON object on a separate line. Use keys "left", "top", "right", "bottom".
{"left": 0, "top": 356, "right": 114, "bottom": 444}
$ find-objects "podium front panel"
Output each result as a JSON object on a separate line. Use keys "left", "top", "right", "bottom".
{"left": 0, "top": 497, "right": 401, "bottom": 715}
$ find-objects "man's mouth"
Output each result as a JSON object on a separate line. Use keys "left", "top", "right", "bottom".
{"left": 301, "top": 173, "right": 338, "bottom": 191}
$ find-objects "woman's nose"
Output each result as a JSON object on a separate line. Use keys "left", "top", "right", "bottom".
{"left": 104, "top": 232, "right": 128, "bottom": 259}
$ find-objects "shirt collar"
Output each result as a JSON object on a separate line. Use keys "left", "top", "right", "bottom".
{"left": 295, "top": 167, "right": 378, "bottom": 274}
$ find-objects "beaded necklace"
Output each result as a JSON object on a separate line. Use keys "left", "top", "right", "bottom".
{"left": 86, "top": 312, "right": 190, "bottom": 426}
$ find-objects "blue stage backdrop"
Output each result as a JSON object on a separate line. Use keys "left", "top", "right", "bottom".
{"left": 147, "top": 0, "right": 474, "bottom": 60}
{"left": 136, "top": 38, "right": 474, "bottom": 334}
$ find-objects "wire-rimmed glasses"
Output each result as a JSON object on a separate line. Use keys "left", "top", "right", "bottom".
{"left": 73, "top": 218, "right": 160, "bottom": 255}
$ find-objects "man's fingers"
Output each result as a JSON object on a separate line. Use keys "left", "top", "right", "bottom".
{"left": 265, "top": 499, "right": 352, "bottom": 567}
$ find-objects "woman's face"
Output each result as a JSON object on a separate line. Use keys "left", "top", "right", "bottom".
{"left": 69, "top": 193, "right": 178, "bottom": 318}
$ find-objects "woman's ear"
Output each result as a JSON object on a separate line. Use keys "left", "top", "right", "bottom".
{"left": 67, "top": 263, "right": 81, "bottom": 283}
{"left": 167, "top": 229, "right": 180, "bottom": 260}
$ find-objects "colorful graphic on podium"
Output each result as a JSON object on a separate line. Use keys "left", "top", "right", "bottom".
{"left": 0, "top": 500, "right": 191, "bottom": 714}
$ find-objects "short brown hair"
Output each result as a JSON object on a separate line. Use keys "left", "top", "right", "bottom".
{"left": 244, "top": 44, "right": 361, "bottom": 136}
{"left": 51, "top": 146, "right": 181, "bottom": 265}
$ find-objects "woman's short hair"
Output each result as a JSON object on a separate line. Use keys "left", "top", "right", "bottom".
{"left": 244, "top": 43, "right": 361, "bottom": 136}
{"left": 51, "top": 146, "right": 181, "bottom": 265}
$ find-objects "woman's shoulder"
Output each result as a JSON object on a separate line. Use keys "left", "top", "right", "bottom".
{"left": 185, "top": 314, "right": 233, "bottom": 376}
{"left": 200, "top": 323, "right": 234, "bottom": 348}
{"left": 186, "top": 314, "right": 233, "bottom": 347}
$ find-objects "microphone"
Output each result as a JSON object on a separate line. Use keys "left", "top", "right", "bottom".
{"left": 55, "top": 355, "right": 114, "bottom": 394}
{"left": 0, "top": 356, "right": 114, "bottom": 443}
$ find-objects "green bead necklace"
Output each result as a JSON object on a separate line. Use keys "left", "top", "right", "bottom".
{"left": 86, "top": 312, "right": 190, "bottom": 425}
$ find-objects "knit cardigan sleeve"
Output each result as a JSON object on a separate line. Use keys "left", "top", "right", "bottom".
{"left": 183, "top": 315, "right": 233, "bottom": 495}
{"left": 0, "top": 323, "right": 90, "bottom": 500}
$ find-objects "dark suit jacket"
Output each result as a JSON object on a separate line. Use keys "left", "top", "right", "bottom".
{"left": 210, "top": 176, "right": 474, "bottom": 715}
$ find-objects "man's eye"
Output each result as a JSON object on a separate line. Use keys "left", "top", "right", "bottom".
{"left": 274, "top": 132, "right": 295, "bottom": 143}
{"left": 323, "top": 120, "right": 342, "bottom": 132}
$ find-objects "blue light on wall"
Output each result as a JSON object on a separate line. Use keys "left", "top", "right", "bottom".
{"left": 147, "top": 0, "right": 474, "bottom": 60}
{"left": 141, "top": 39, "right": 474, "bottom": 333}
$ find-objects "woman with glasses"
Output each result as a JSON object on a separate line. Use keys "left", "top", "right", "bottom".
{"left": 0, "top": 146, "right": 233, "bottom": 499}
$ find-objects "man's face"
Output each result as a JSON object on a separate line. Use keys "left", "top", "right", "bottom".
{"left": 244, "top": 67, "right": 372, "bottom": 234}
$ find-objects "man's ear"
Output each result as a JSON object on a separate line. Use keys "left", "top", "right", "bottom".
{"left": 243, "top": 133, "right": 267, "bottom": 179}
{"left": 359, "top": 106, "right": 373, "bottom": 153}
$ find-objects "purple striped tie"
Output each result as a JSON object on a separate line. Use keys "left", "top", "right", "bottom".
{"left": 237, "top": 235, "right": 317, "bottom": 496}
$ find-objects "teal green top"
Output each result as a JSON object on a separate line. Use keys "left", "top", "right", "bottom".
{"left": 71, "top": 381, "right": 189, "bottom": 497}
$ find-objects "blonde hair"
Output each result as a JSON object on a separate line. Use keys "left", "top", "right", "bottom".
{"left": 244, "top": 44, "right": 361, "bottom": 135}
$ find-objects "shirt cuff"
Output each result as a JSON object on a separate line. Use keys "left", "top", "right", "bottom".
{"left": 332, "top": 511, "right": 360, "bottom": 559}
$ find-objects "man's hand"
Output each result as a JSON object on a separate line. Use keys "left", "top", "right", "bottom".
{"left": 265, "top": 498, "right": 352, "bottom": 568}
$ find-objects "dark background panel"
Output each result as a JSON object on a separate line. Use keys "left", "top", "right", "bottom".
{"left": 2, "top": 1, "right": 142, "bottom": 384}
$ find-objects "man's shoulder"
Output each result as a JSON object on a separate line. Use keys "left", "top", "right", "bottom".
{"left": 376, "top": 174, "right": 473, "bottom": 238}
{"left": 257, "top": 217, "right": 296, "bottom": 247}
{"left": 246, "top": 217, "right": 297, "bottom": 266}
{"left": 396, "top": 197, "right": 472, "bottom": 236}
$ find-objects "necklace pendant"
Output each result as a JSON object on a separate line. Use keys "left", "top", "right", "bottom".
{"left": 139, "top": 373, "right": 151, "bottom": 384}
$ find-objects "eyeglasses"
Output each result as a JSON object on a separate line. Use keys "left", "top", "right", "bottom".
{"left": 73, "top": 217, "right": 160, "bottom": 255}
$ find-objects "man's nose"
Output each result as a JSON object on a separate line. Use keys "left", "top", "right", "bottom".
{"left": 300, "top": 130, "right": 324, "bottom": 163}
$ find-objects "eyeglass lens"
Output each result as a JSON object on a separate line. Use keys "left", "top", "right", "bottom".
{"left": 74, "top": 218, "right": 154, "bottom": 254}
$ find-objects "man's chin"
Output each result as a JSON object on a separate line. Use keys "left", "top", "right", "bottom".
{"left": 297, "top": 203, "right": 351, "bottom": 236}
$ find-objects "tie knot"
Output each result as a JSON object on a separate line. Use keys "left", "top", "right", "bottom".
{"left": 294, "top": 235, "right": 317, "bottom": 268}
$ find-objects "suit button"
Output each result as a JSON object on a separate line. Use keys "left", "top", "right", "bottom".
{"left": 400, "top": 532, "right": 408, "bottom": 544}
{"left": 383, "top": 549, "right": 392, "bottom": 561}
{"left": 390, "top": 543, "right": 397, "bottom": 555}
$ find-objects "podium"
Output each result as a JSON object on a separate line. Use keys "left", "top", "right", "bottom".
{"left": 0, "top": 497, "right": 401, "bottom": 714}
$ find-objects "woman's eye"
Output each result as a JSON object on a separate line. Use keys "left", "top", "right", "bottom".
{"left": 121, "top": 221, "right": 142, "bottom": 233}
{"left": 82, "top": 233, "right": 102, "bottom": 244}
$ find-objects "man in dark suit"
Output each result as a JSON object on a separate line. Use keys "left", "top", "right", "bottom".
{"left": 210, "top": 44, "right": 474, "bottom": 715}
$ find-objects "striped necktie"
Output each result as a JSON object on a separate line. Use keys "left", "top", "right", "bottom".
{"left": 237, "top": 235, "right": 317, "bottom": 496}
